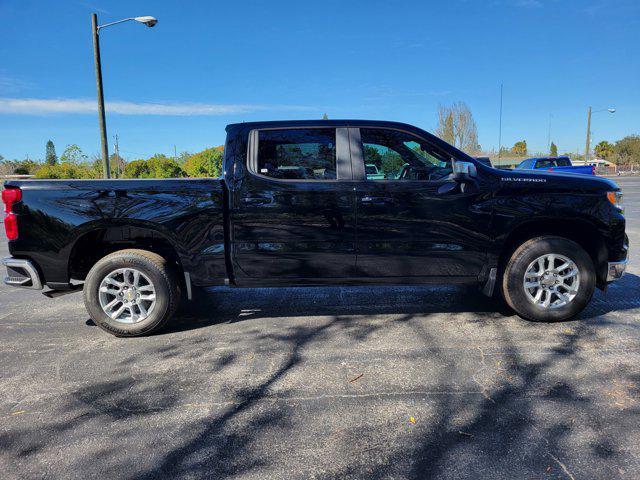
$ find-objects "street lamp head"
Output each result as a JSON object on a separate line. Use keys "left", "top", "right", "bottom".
{"left": 607, "top": 108, "right": 616, "bottom": 113}
{"left": 134, "top": 16, "right": 158, "bottom": 27}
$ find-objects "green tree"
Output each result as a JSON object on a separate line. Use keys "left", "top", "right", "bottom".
{"left": 613, "top": 135, "right": 640, "bottom": 165}
{"left": 35, "top": 163, "right": 98, "bottom": 179}
{"left": 183, "top": 147, "right": 224, "bottom": 177}
{"left": 109, "top": 152, "right": 126, "bottom": 178}
{"left": 123, "top": 159, "right": 150, "bottom": 178}
{"left": 122, "top": 155, "right": 184, "bottom": 179}
{"left": 176, "top": 151, "right": 191, "bottom": 165}
{"left": 363, "top": 145, "right": 383, "bottom": 167}
{"left": 322, "top": 113, "right": 329, "bottom": 120}
{"left": 511, "top": 140, "right": 528, "bottom": 156}
{"left": 60, "top": 144, "right": 87, "bottom": 164}
{"left": 90, "top": 154, "right": 125, "bottom": 178}
{"left": 380, "top": 150, "right": 404, "bottom": 179}
{"left": 147, "top": 154, "right": 184, "bottom": 178}
{"left": 594, "top": 140, "right": 614, "bottom": 160}
{"left": 45, "top": 140, "right": 58, "bottom": 166}
{"left": 549, "top": 142, "right": 558, "bottom": 157}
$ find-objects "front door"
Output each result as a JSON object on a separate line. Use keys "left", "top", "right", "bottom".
{"left": 350, "top": 127, "right": 491, "bottom": 280}
{"left": 231, "top": 127, "right": 357, "bottom": 282}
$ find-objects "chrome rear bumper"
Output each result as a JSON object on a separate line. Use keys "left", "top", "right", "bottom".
{"left": 2, "top": 257, "right": 43, "bottom": 290}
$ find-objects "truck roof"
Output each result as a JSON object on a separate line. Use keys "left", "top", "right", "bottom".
{"left": 225, "top": 119, "right": 428, "bottom": 132}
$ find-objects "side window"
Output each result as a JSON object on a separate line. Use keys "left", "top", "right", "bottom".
{"left": 256, "top": 128, "right": 336, "bottom": 180}
{"left": 360, "top": 128, "right": 453, "bottom": 181}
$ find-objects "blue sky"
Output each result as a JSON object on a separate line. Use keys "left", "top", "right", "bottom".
{"left": 0, "top": 0, "right": 638, "bottom": 161}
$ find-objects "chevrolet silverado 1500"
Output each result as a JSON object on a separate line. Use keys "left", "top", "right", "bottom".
{"left": 2, "top": 120, "right": 628, "bottom": 336}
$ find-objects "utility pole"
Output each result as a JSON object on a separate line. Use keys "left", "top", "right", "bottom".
{"left": 498, "top": 83, "right": 503, "bottom": 158}
{"left": 92, "top": 13, "right": 110, "bottom": 178}
{"left": 174, "top": 145, "right": 177, "bottom": 163}
{"left": 113, "top": 134, "right": 120, "bottom": 178}
{"left": 584, "top": 106, "right": 592, "bottom": 162}
{"left": 547, "top": 113, "right": 552, "bottom": 151}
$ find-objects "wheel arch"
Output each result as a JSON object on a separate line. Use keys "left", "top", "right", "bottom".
{"left": 499, "top": 218, "right": 608, "bottom": 287}
{"left": 68, "top": 222, "right": 185, "bottom": 282}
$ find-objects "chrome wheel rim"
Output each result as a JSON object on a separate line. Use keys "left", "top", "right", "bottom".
{"left": 523, "top": 253, "right": 580, "bottom": 309}
{"left": 98, "top": 268, "right": 156, "bottom": 324}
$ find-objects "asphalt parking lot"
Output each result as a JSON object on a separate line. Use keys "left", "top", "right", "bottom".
{"left": 1, "top": 177, "right": 639, "bottom": 479}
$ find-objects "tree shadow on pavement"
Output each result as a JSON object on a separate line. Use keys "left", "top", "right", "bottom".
{"left": 1, "top": 275, "right": 639, "bottom": 479}
{"left": 168, "top": 273, "right": 640, "bottom": 334}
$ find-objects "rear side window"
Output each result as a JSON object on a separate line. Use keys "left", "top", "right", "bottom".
{"left": 257, "top": 128, "right": 336, "bottom": 180}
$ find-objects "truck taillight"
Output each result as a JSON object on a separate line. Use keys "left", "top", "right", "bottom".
{"left": 2, "top": 186, "right": 22, "bottom": 240}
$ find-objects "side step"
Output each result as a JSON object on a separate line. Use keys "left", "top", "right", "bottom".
{"left": 42, "top": 283, "right": 83, "bottom": 298}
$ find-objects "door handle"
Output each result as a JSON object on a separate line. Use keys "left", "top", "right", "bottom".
{"left": 242, "top": 195, "right": 273, "bottom": 206}
{"left": 360, "top": 195, "right": 393, "bottom": 205}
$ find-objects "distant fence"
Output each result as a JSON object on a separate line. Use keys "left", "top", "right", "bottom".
{"left": 1, "top": 174, "right": 35, "bottom": 180}
{"left": 595, "top": 164, "right": 640, "bottom": 176}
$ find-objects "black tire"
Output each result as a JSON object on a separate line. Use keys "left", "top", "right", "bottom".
{"left": 502, "top": 236, "right": 595, "bottom": 322}
{"left": 83, "top": 249, "right": 180, "bottom": 337}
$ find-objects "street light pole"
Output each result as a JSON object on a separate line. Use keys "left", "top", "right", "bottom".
{"left": 584, "top": 106, "right": 592, "bottom": 162}
{"left": 90, "top": 14, "right": 158, "bottom": 179}
{"left": 584, "top": 106, "right": 616, "bottom": 162}
{"left": 92, "top": 13, "right": 110, "bottom": 178}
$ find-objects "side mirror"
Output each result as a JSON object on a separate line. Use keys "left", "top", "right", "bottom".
{"left": 452, "top": 160, "right": 477, "bottom": 179}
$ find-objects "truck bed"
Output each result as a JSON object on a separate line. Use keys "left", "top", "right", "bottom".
{"left": 4, "top": 178, "right": 228, "bottom": 288}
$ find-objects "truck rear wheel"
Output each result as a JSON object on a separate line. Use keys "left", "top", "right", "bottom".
{"left": 502, "top": 236, "right": 595, "bottom": 322}
{"left": 83, "top": 249, "right": 180, "bottom": 337}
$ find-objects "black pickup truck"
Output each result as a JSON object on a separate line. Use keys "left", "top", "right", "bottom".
{"left": 2, "top": 120, "right": 629, "bottom": 336}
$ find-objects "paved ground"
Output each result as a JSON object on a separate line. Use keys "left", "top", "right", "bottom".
{"left": 1, "top": 177, "right": 639, "bottom": 480}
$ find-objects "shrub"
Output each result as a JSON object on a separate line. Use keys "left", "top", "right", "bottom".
{"left": 183, "top": 147, "right": 223, "bottom": 178}
{"left": 35, "top": 163, "right": 99, "bottom": 179}
{"left": 147, "top": 155, "right": 184, "bottom": 178}
{"left": 123, "top": 159, "right": 150, "bottom": 178}
{"left": 123, "top": 155, "right": 184, "bottom": 179}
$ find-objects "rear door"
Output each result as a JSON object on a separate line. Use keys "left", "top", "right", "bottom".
{"left": 231, "top": 127, "right": 357, "bottom": 281}
{"left": 350, "top": 127, "right": 491, "bottom": 280}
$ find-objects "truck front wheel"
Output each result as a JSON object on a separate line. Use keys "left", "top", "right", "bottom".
{"left": 502, "top": 236, "right": 595, "bottom": 322}
{"left": 83, "top": 249, "right": 180, "bottom": 337}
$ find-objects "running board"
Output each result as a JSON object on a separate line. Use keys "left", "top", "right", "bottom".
{"left": 42, "top": 284, "right": 83, "bottom": 298}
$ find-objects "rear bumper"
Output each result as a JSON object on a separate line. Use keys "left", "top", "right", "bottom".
{"left": 2, "top": 257, "right": 43, "bottom": 290}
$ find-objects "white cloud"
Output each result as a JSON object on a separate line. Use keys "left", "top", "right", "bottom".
{"left": 0, "top": 98, "right": 310, "bottom": 116}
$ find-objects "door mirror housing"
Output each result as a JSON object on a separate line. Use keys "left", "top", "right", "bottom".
{"left": 452, "top": 160, "right": 477, "bottom": 179}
